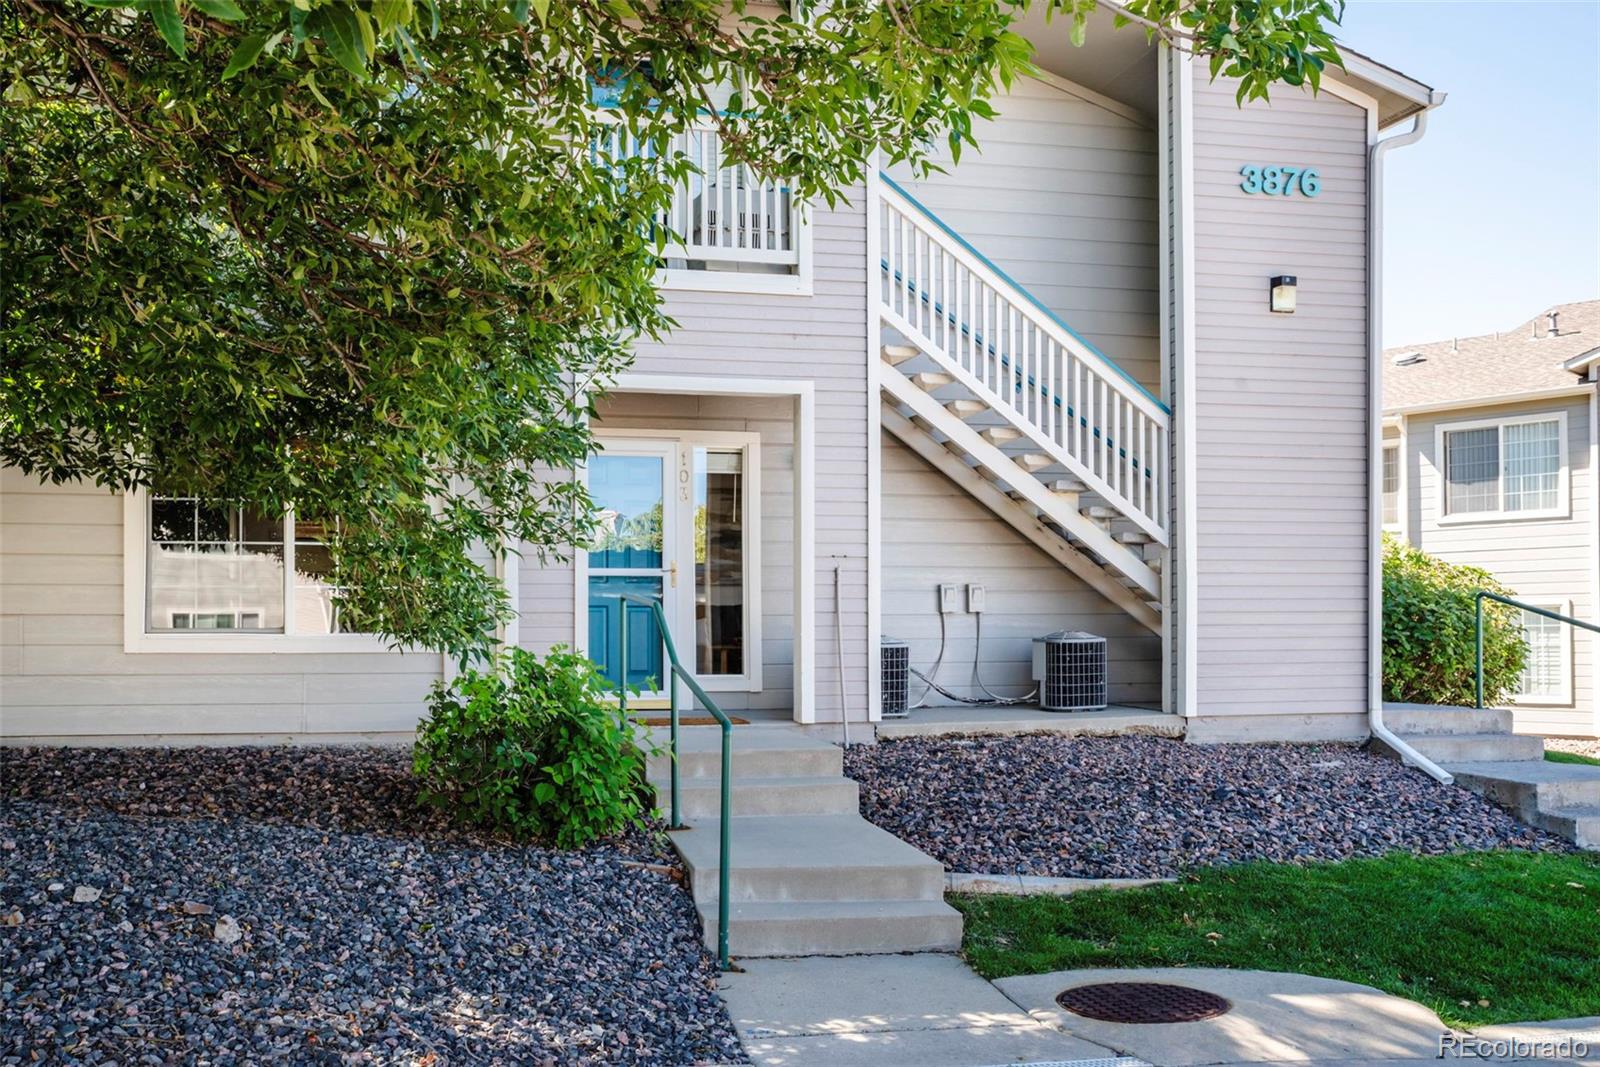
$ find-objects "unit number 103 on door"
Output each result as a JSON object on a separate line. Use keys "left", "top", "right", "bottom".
{"left": 1239, "top": 165, "right": 1321, "bottom": 197}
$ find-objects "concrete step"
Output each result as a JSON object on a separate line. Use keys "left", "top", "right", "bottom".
{"left": 698, "top": 898, "right": 964, "bottom": 957}
{"left": 881, "top": 344, "right": 920, "bottom": 366}
{"left": 643, "top": 725, "right": 843, "bottom": 781}
{"left": 649, "top": 774, "right": 859, "bottom": 820}
{"left": 909, "top": 371, "right": 954, "bottom": 390}
{"left": 1536, "top": 805, "right": 1600, "bottom": 849}
{"left": 1448, "top": 759, "right": 1600, "bottom": 816}
{"left": 1386, "top": 732, "right": 1544, "bottom": 764}
{"left": 1382, "top": 703, "right": 1515, "bottom": 735}
{"left": 670, "top": 814, "right": 946, "bottom": 905}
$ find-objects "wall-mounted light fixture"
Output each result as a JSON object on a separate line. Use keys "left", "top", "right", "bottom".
{"left": 1269, "top": 275, "right": 1297, "bottom": 314}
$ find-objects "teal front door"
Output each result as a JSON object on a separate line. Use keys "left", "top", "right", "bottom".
{"left": 586, "top": 442, "right": 676, "bottom": 697}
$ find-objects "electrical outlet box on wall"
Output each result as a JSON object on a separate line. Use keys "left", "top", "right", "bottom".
{"left": 938, "top": 583, "right": 960, "bottom": 614}
{"left": 967, "top": 584, "right": 986, "bottom": 613}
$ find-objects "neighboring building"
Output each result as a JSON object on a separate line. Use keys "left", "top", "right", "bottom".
{"left": 1383, "top": 300, "right": 1600, "bottom": 738}
{"left": 1, "top": 10, "right": 1445, "bottom": 746}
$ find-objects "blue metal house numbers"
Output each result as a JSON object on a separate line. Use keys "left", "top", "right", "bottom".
{"left": 1239, "top": 165, "right": 1322, "bottom": 197}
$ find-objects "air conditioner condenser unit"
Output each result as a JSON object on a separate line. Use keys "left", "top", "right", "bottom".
{"left": 1031, "top": 631, "right": 1108, "bottom": 712}
{"left": 881, "top": 637, "right": 910, "bottom": 718}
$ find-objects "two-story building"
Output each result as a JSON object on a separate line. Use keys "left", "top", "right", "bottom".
{"left": 1383, "top": 299, "right": 1600, "bottom": 738}
{"left": 1, "top": 10, "right": 1445, "bottom": 749}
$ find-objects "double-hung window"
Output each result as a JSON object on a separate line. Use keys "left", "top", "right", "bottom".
{"left": 1438, "top": 413, "right": 1567, "bottom": 521}
{"left": 127, "top": 493, "right": 383, "bottom": 653}
{"left": 1514, "top": 603, "right": 1572, "bottom": 705}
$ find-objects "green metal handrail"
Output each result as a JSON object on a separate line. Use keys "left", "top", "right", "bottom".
{"left": 605, "top": 591, "right": 733, "bottom": 971}
{"left": 1475, "top": 591, "right": 1600, "bottom": 709}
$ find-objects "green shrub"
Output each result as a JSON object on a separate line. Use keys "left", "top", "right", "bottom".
{"left": 413, "top": 646, "right": 654, "bottom": 847}
{"left": 1382, "top": 534, "right": 1527, "bottom": 707}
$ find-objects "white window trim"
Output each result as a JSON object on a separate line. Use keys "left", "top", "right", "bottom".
{"left": 122, "top": 490, "right": 395, "bottom": 655}
{"left": 1433, "top": 410, "right": 1569, "bottom": 525}
{"left": 1381, "top": 441, "right": 1402, "bottom": 533}
{"left": 574, "top": 429, "right": 764, "bottom": 694}
{"left": 1512, "top": 598, "right": 1574, "bottom": 708}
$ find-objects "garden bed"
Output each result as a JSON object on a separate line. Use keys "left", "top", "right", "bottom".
{"left": 0, "top": 746, "right": 744, "bottom": 1065}
{"left": 842, "top": 734, "right": 1570, "bottom": 879}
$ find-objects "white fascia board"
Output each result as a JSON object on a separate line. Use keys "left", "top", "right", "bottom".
{"left": 1562, "top": 345, "right": 1600, "bottom": 372}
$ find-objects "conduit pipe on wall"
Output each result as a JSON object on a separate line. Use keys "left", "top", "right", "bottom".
{"left": 1367, "top": 97, "right": 1454, "bottom": 785}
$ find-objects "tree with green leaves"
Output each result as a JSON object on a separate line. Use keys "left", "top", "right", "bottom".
{"left": 2, "top": 0, "right": 1342, "bottom": 663}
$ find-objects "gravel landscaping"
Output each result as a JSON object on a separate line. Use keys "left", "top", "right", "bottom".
{"left": 0, "top": 746, "right": 745, "bottom": 1066}
{"left": 843, "top": 734, "right": 1571, "bottom": 879}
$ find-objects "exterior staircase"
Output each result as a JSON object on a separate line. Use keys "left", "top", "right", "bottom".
{"left": 875, "top": 176, "right": 1168, "bottom": 634}
{"left": 1377, "top": 704, "right": 1600, "bottom": 849}
{"left": 647, "top": 725, "right": 963, "bottom": 957}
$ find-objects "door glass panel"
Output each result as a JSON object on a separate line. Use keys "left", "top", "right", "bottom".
{"left": 695, "top": 448, "right": 745, "bottom": 675}
{"left": 589, "top": 454, "right": 665, "bottom": 568}
{"left": 588, "top": 575, "right": 665, "bottom": 690}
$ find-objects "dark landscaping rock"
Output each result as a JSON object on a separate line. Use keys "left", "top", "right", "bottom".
{"left": 844, "top": 734, "right": 1572, "bottom": 879}
{"left": 0, "top": 746, "right": 745, "bottom": 1065}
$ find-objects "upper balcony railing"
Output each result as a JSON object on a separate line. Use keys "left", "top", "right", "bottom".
{"left": 594, "top": 122, "right": 803, "bottom": 284}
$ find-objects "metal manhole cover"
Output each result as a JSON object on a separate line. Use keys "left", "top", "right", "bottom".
{"left": 1055, "top": 982, "right": 1231, "bottom": 1024}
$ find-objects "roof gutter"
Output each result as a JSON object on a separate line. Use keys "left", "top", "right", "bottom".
{"left": 1368, "top": 95, "right": 1454, "bottom": 785}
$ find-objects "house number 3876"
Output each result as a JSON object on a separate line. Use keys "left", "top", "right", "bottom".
{"left": 1239, "top": 164, "right": 1321, "bottom": 197}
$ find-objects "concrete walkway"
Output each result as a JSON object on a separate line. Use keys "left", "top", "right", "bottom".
{"left": 717, "top": 955, "right": 1600, "bottom": 1066}
{"left": 717, "top": 953, "right": 1126, "bottom": 1066}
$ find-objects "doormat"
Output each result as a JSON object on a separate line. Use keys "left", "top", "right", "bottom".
{"left": 639, "top": 716, "right": 751, "bottom": 726}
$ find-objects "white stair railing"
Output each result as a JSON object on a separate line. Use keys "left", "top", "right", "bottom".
{"left": 878, "top": 175, "right": 1169, "bottom": 543}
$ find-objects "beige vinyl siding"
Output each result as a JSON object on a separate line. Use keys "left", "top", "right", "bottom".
{"left": 0, "top": 469, "right": 440, "bottom": 743}
{"left": 881, "top": 432, "right": 1161, "bottom": 706}
{"left": 886, "top": 76, "right": 1161, "bottom": 392}
{"left": 516, "top": 191, "right": 869, "bottom": 722}
{"left": 1188, "top": 73, "right": 1371, "bottom": 726}
{"left": 1404, "top": 395, "right": 1597, "bottom": 735}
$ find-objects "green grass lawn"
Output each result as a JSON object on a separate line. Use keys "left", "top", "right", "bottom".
{"left": 1547, "top": 749, "right": 1600, "bottom": 767}
{"left": 952, "top": 851, "right": 1600, "bottom": 1028}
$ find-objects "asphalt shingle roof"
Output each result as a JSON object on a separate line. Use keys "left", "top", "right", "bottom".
{"left": 1382, "top": 299, "right": 1599, "bottom": 412}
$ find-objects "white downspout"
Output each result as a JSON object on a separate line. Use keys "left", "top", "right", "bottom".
{"left": 1368, "top": 97, "right": 1453, "bottom": 784}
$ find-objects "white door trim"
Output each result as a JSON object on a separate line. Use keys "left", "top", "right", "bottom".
{"left": 600, "top": 374, "right": 817, "bottom": 723}
{"left": 595, "top": 427, "right": 764, "bottom": 694}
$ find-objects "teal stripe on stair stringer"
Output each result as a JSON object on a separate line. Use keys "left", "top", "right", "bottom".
{"left": 880, "top": 172, "right": 1169, "bottom": 415}
{"left": 883, "top": 262, "right": 1153, "bottom": 482}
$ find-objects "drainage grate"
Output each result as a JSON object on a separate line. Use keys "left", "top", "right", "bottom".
{"left": 1055, "top": 982, "right": 1231, "bottom": 1024}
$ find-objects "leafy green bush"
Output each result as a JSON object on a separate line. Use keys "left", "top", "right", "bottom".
{"left": 1382, "top": 535, "right": 1527, "bottom": 707}
{"left": 413, "top": 646, "right": 654, "bottom": 847}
